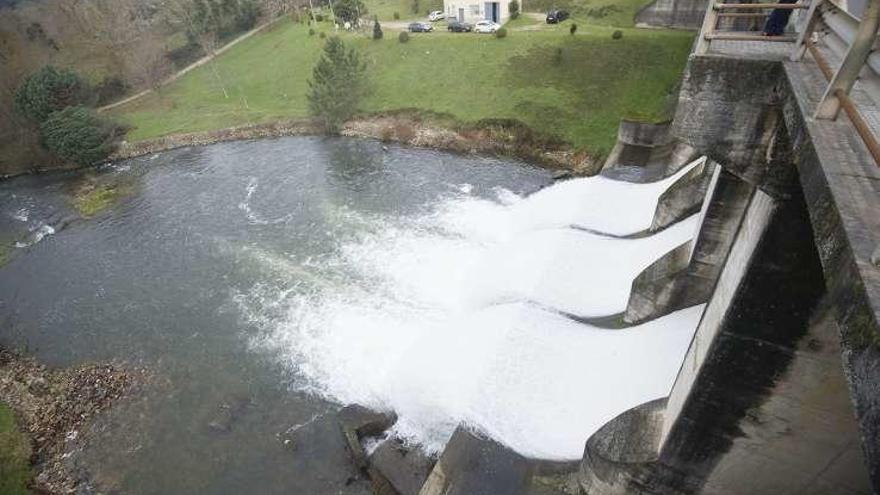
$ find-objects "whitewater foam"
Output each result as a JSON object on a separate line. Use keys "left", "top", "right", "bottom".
{"left": 241, "top": 163, "right": 708, "bottom": 460}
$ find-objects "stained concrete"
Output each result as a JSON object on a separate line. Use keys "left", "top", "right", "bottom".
{"left": 578, "top": 399, "right": 667, "bottom": 494}
{"left": 624, "top": 167, "right": 754, "bottom": 324}
{"left": 602, "top": 120, "right": 698, "bottom": 174}
{"left": 650, "top": 158, "right": 716, "bottom": 232}
{"left": 669, "top": 48, "right": 880, "bottom": 489}
{"left": 635, "top": 0, "right": 708, "bottom": 29}
{"left": 581, "top": 30, "right": 880, "bottom": 493}
{"left": 418, "top": 426, "right": 532, "bottom": 495}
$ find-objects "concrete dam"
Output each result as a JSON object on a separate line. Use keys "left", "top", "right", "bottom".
{"left": 363, "top": 1, "right": 880, "bottom": 494}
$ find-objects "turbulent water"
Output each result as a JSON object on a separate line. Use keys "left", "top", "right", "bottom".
{"left": 0, "top": 137, "right": 706, "bottom": 492}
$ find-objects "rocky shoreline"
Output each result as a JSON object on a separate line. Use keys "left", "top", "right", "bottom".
{"left": 109, "top": 113, "right": 601, "bottom": 176}
{"left": 0, "top": 347, "right": 147, "bottom": 494}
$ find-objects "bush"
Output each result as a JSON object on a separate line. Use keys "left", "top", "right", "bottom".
{"left": 494, "top": 27, "right": 507, "bottom": 38}
{"left": 335, "top": 0, "right": 367, "bottom": 25}
{"left": 569, "top": 23, "right": 577, "bottom": 35}
{"left": 307, "top": 37, "right": 369, "bottom": 133}
{"left": 39, "top": 106, "right": 123, "bottom": 166}
{"left": 315, "top": 13, "right": 324, "bottom": 22}
{"left": 508, "top": 0, "right": 519, "bottom": 19}
{"left": 612, "top": 29, "right": 623, "bottom": 39}
{"left": 398, "top": 31, "right": 410, "bottom": 42}
{"left": 393, "top": 11, "right": 400, "bottom": 19}
{"left": 91, "top": 76, "right": 130, "bottom": 106}
{"left": 319, "top": 31, "right": 327, "bottom": 38}
{"left": 309, "top": 28, "right": 316, "bottom": 36}
{"left": 373, "top": 17, "right": 383, "bottom": 39}
{"left": 14, "top": 66, "right": 88, "bottom": 122}
{"left": 166, "top": 40, "right": 205, "bottom": 69}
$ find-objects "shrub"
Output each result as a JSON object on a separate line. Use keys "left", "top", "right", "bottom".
{"left": 494, "top": 27, "right": 507, "bottom": 38}
{"left": 319, "top": 31, "right": 327, "bottom": 38}
{"left": 393, "top": 11, "right": 400, "bottom": 19}
{"left": 91, "top": 76, "right": 130, "bottom": 106}
{"left": 315, "top": 13, "right": 324, "bottom": 22}
{"left": 335, "top": 0, "right": 367, "bottom": 25}
{"left": 508, "top": 0, "right": 519, "bottom": 19}
{"left": 398, "top": 31, "right": 410, "bottom": 42}
{"left": 373, "top": 17, "right": 383, "bottom": 39}
{"left": 14, "top": 66, "right": 88, "bottom": 122}
{"left": 569, "top": 23, "right": 577, "bottom": 35}
{"left": 309, "top": 28, "right": 316, "bottom": 36}
{"left": 39, "top": 106, "right": 123, "bottom": 166}
{"left": 612, "top": 29, "right": 623, "bottom": 39}
{"left": 307, "top": 37, "right": 369, "bottom": 133}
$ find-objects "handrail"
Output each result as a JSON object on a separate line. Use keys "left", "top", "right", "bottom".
{"left": 694, "top": 0, "right": 880, "bottom": 168}
{"left": 714, "top": 2, "right": 807, "bottom": 9}
{"left": 809, "top": 41, "right": 880, "bottom": 165}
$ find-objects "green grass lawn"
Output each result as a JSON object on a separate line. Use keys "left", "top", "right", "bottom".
{"left": 112, "top": 18, "right": 692, "bottom": 159}
{"left": 0, "top": 403, "right": 31, "bottom": 495}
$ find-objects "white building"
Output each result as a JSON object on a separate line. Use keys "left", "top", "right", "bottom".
{"left": 443, "top": 0, "right": 511, "bottom": 24}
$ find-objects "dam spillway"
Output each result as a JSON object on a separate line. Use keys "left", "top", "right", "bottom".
{"left": 243, "top": 156, "right": 712, "bottom": 460}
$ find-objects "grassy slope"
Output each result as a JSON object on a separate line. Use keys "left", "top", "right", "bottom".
{"left": 0, "top": 403, "right": 31, "bottom": 495}
{"left": 112, "top": 18, "right": 692, "bottom": 158}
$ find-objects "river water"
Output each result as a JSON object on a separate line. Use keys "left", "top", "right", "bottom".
{"left": 0, "top": 136, "right": 705, "bottom": 494}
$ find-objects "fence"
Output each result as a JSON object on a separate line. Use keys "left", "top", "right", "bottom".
{"left": 695, "top": 0, "right": 880, "bottom": 164}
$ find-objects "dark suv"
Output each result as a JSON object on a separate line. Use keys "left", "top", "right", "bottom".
{"left": 546, "top": 9, "right": 570, "bottom": 23}
{"left": 447, "top": 20, "right": 473, "bottom": 32}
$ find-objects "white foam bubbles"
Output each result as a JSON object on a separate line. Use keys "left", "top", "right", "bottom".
{"left": 241, "top": 164, "right": 707, "bottom": 460}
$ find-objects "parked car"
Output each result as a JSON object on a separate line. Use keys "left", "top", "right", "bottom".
{"left": 474, "top": 20, "right": 501, "bottom": 33}
{"left": 408, "top": 21, "right": 434, "bottom": 32}
{"left": 447, "top": 20, "right": 473, "bottom": 32}
{"left": 428, "top": 10, "right": 446, "bottom": 21}
{"left": 546, "top": 9, "right": 570, "bottom": 23}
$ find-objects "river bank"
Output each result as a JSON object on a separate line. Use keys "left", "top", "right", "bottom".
{"left": 0, "top": 347, "right": 147, "bottom": 494}
{"left": 110, "top": 113, "right": 602, "bottom": 175}
{"left": 1, "top": 113, "right": 600, "bottom": 182}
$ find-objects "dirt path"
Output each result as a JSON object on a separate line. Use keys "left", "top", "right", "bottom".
{"left": 98, "top": 16, "right": 287, "bottom": 113}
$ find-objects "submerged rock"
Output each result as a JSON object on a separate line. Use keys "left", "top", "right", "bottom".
{"left": 337, "top": 403, "right": 398, "bottom": 437}
{"left": 279, "top": 412, "right": 373, "bottom": 495}
{"left": 369, "top": 437, "right": 436, "bottom": 495}
{"left": 337, "top": 404, "right": 397, "bottom": 469}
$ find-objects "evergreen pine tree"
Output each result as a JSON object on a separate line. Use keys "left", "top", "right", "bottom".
{"left": 307, "top": 37, "right": 369, "bottom": 134}
{"left": 373, "top": 17, "right": 383, "bottom": 39}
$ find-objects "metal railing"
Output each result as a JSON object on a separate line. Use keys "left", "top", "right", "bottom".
{"left": 695, "top": 0, "right": 880, "bottom": 165}
{"left": 695, "top": 1, "right": 807, "bottom": 53}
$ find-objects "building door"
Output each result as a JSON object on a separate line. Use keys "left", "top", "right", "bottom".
{"left": 458, "top": 7, "right": 464, "bottom": 21}
{"left": 483, "top": 2, "right": 498, "bottom": 21}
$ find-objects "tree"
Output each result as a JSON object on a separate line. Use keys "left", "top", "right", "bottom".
{"left": 508, "top": 0, "right": 519, "bottom": 19}
{"left": 333, "top": 0, "right": 365, "bottom": 25}
{"left": 39, "top": 106, "right": 124, "bottom": 166}
{"left": 307, "top": 36, "right": 369, "bottom": 133}
{"left": 372, "top": 16, "right": 383, "bottom": 39}
{"left": 14, "top": 66, "right": 87, "bottom": 122}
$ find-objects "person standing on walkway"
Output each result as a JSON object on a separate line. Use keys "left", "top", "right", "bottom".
{"left": 764, "top": 0, "right": 798, "bottom": 35}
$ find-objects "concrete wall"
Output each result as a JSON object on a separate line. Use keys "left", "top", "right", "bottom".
{"left": 581, "top": 49, "right": 880, "bottom": 494}
{"left": 602, "top": 120, "right": 698, "bottom": 174}
{"left": 634, "top": 0, "right": 708, "bottom": 30}
{"left": 654, "top": 183, "right": 869, "bottom": 494}
{"left": 671, "top": 54, "right": 880, "bottom": 490}
{"left": 624, "top": 166, "right": 754, "bottom": 324}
